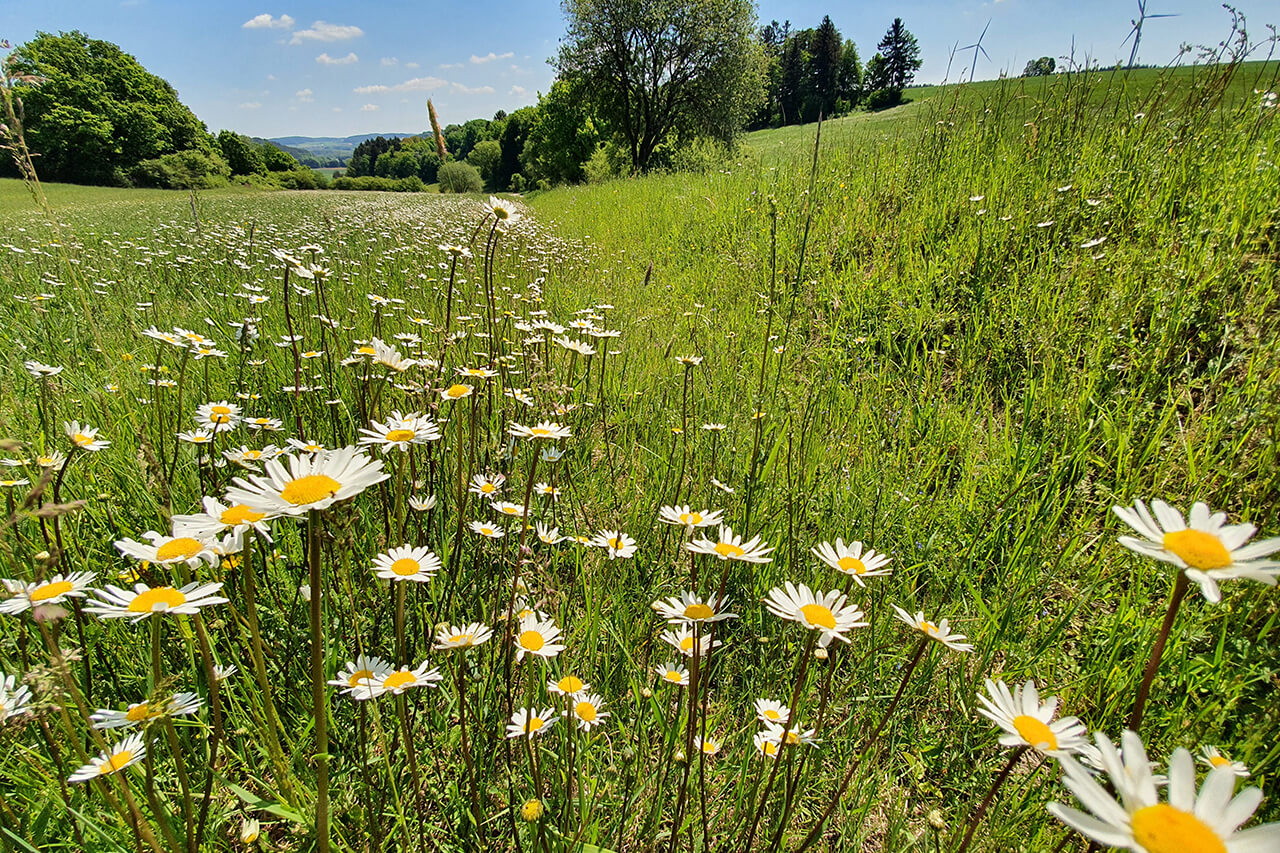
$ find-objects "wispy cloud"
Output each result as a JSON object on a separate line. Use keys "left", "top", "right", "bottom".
{"left": 361, "top": 103, "right": 380, "bottom": 112}
{"left": 295, "top": 88, "right": 314, "bottom": 102}
{"left": 380, "top": 57, "right": 399, "bottom": 67}
{"left": 239, "top": 101, "right": 263, "bottom": 109}
{"left": 354, "top": 76, "right": 447, "bottom": 94}
{"left": 316, "top": 52, "right": 359, "bottom": 65}
{"left": 509, "top": 85, "right": 528, "bottom": 97}
{"left": 438, "top": 62, "right": 464, "bottom": 70}
{"left": 242, "top": 13, "right": 294, "bottom": 29}
{"left": 470, "top": 51, "right": 514, "bottom": 64}
{"left": 290, "top": 21, "right": 363, "bottom": 45}
{"left": 451, "top": 83, "right": 495, "bottom": 95}
{"left": 405, "top": 61, "right": 420, "bottom": 69}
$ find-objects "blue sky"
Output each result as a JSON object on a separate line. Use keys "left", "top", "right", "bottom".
{"left": 5, "top": 1, "right": 1269, "bottom": 138}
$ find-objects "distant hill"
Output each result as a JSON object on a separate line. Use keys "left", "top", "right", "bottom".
{"left": 269, "top": 133, "right": 422, "bottom": 164}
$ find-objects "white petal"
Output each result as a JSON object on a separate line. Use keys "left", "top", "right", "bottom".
{"left": 1046, "top": 803, "right": 1132, "bottom": 848}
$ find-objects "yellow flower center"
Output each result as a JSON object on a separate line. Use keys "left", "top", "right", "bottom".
{"left": 99, "top": 750, "right": 136, "bottom": 774}
{"left": 155, "top": 538, "right": 204, "bottom": 561}
{"left": 445, "top": 384, "right": 471, "bottom": 399}
{"left": 762, "top": 741, "right": 778, "bottom": 757}
{"left": 702, "top": 741, "right": 719, "bottom": 753}
{"left": 385, "top": 429, "right": 416, "bottom": 443}
{"left": 390, "top": 558, "right": 420, "bottom": 576}
{"left": 836, "top": 556, "right": 866, "bottom": 574}
{"left": 608, "top": 537, "right": 625, "bottom": 549}
{"left": 1209, "top": 755, "right": 1231, "bottom": 768}
{"left": 531, "top": 427, "right": 551, "bottom": 436}
{"left": 502, "top": 506, "right": 520, "bottom": 515}
{"left": 680, "top": 512, "right": 702, "bottom": 525}
{"left": 684, "top": 603, "right": 714, "bottom": 620}
{"left": 799, "top": 604, "right": 837, "bottom": 630}
{"left": 480, "top": 483, "right": 496, "bottom": 493}
{"left": 520, "top": 799, "right": 543, "bottom": 821}
{"left": 211, "top": 405, "right": 231, "bottom": 415}
{"left": 221, "top": 505, "right": 266, "bottom": 525}
{"left": 782, "top": 732, "right": 800, "bottom": 745}
{"left": 383, "top": 671, "right": 416, "bottom": 691}
{"left": 479, "top": 527, "right": 495, "bottom": 536}
{"left": 280, "top": 474, "right": 341, "bottom": 505}
{"left": 558, "top": 676, "right": 584, "bottom": 693}
{"left": 919, "top": 620, "right": 939, "bottom": 635}
{"left": 526, "top": 716, "right": 544, "bottom": 732}
{"left": 1162, "top": 529, "right": 1232, "bottom": 570}
{"left": 1131, "top": 804, "right": 1226, "bottom": 853}
{"left": 125, "top": 703, "right": 153, "bottom": 722}
{"left": 210, "top": 414, "right": 230, "bottom": 424}
{"left": 347, "top": 669, "right": 373, "bottom": 686}
{"left": 449, "top": 634, "right": 472, "bottom": 645}
{"left": 679, "top": 636, "right": 695, "bottom": 653}
{"left": 714, "top": 542, "right": 745, "bottom": 559}
{"left": 519, "top": 630, "right": 545, "bottom": 651}
{"left": 72, "top": 433, "right": 94, "bottom": 447}
{"left": 31, "top": 580, "right": 74, "bottom": 602}
{"left": 664, "top": 670, "right": 683, "bottom": 683}
{"left": 1012, "top": 715, "right": 1059, "bottom": 751}
{"left": 763, "top": 709, "right": 781, "bottom": 721}
{"left": 357, "top": 345, "right": 376, "bottom": 355}
{"left": 127, "top": 587, "right": 188, "bottom": 613}
{"left": 494, "top": 206, "right": 509, "bottom": 220}
{"left": 575, "top": 701, "right": 597, "bottom": 722}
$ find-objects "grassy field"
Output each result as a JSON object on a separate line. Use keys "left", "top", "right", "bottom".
{"left": 0, "top": 56, "right": 1278, "bottom": 853}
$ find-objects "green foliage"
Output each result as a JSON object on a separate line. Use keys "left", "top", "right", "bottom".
{"left": 259, "top": 141, "right": 300, "bottom": 172}
{"left": 436, "top": 160, "right": 483, "bottom": 193}
{"left": 130, "top": 149, "right": 230, "bottom": 189}
{"left": 1023, "top": 56, "right": 1057, "bottom": 77}
{"left": 876, "top": 17, "right": 923, "bottom": 93}
{"left": 496, "top": 107, "right": 537, "bottom": 191}
{"left": 7, "top": 31, "right": 212, "bottom": 185}
{"left": 557, "top": 0, "right": 766, "bottom": 171}
{"left": 329, "top": 174, "right": 424, "bottom": 192}
{"left": 217, "top": 130, "right": 266, "bottom": 177}
{"left": 521, "top": 79, "right": 601, "bottom": 185}
{"left": 756, "top": 18, "right": 863, "bottom": 129}
{"left": 466, "top": 139, "right": 502, "bottom": 185}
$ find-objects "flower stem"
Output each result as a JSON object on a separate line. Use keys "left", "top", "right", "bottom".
{"left": 308, "top": 509, "right": 330, "bottom": 853}
{"left": 1128, "top": 570, "right": 1190, "bottom": 732}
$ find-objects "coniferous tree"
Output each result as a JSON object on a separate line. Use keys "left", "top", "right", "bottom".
{"left": 876, "top": 18, "right": 922, "bottom": 93}
{"left": 810, "top": 16, "right": 843, "bottom": 117}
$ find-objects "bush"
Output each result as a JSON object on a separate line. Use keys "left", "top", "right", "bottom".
{"left": 329, "top": 175, "right": 425, "bottom": 192}
{"left": 865, "top": 88, "right": 903, "bottom": 111}
{"left": 437, "top": 161, "right": 484, "bottom": 193}
{"left": 509, "top": 173, "right": 525, "bottom": 193}
{"left": 668, "top": 138, "right": 733, "bottom": 175}
{"left": 275, "top": 169, "right": 328, "bottom": 190}
{"left": 130, "top": 149, "right": 230, "bottom": 189}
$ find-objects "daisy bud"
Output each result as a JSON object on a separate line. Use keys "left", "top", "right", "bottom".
{"left": 299, "top": 584, "right": 312, "bottom": 602}
{"left": 674, "top": 750, "right": 687, "bottom": 764}
{"left": 520, "top": 798, "right": 543, "bottom": 822}
{"left": 240, "top": 817, "right": 260, "bottom": 843}
{"left": 814, "top": 647, "right": 829, "bottom": 660}
{"left": 927, "top": 810, "right": 946, "bottom": 830}
{"left": 640, "top": 688, "right": 653, "bottom": 698}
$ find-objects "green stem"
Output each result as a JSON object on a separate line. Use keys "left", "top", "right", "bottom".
{"left": 308, "top": 509, "right": 330, "bottom": 853}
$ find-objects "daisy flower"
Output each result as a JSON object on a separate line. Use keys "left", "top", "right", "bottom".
{"left": 240, "top": 818, "right": 260, "bottom": 844}
{"left": 65, "top": 421, "right": 110, "bottom": 452}
{"left": 359, "top": 411, "right": 440, "bottom": 453}
{"left": 86, "top": 581, "right": 229, "bottom": 622}
{"left": 224, "top": 446, "right": 388, "bottom": 517}
{"left": 687, "top": 525, "right": 773, "bottom": 563}
{"left": 660, "top": 625, "right": 719, "bottom": 658}
{"left": 764, "top": 583, "right": 866, "bottom": 647}
{"left": 287, "top": 438, "right": 327, "bottom": 454}
{"left": 69, "top": 734, "right": 146, "bottom": 783}
{"left": 90, "top": 692, "right": 203, "bottom": 729}
{"left": 514, "top": 614, "right": 564, "bottom": 661}
{"left": 440, "top": 383, "right": 473, "bottom": 401}
{"left": 590, "top": 529, "right": 637, "bottom": 559}
{"left": 509, "top": 421, "right": 571, "bottom": 441}
{"left": 171, "top": 496, "right": 273, "bottom": 539}
{"left": 115, "top": 532, "right": 220, "bottom": 567}
{"left": 223, "top": 446, "right": 283, "bottom": 468}
{"left": 0, "top": 672, "right": 33, "bottom": 722}
{"left": 491, "top": 501, "right": 529, "bottom": 519}
{"left": 470, "top": 520, "right": 505, "bottom": 539}
{"left": 977, "top": 679, "right": 1089, "bottom": 758}
{"left": 1048, "top": 730, "right": 1279, "bottom": 853}
{"left": 24, "top": 361, "right": 63, "bottom": 377}
{"left": 891, "top": 605, "right": 973, "bottom": 652}
{"left": 507, "top": 707, "right": 557, "bottom": 739}
{"left": 754, "top": 699, "right": 791, "bottom": 726}
{"left": 368, "top": 661, "right": 443, "bottom": 697}
{"left": 328, "top": 654, "right": 393, "bottom": 698}
{"left": 370, "top": 338, "right": 415, "bottom": 372}
{"left": 653, "top": 591, "right": 737, "bottom": 625}
{"left": 371, "top": 545, "right": 440, "bottom": 583}
{"left": 534, "top": 483, "right": 560, "bottom": 501}
{"left": 1113, "top": 499, "right": 1280, "bottom": 602}
{"left": 655, "top": 662, "right": 690, "bottom": 687}
{"left": 536, "top": 522, "right": 563, "bottom": 545}
{"left": 548, "top": 674, "right": 590, "bottom": 696}
{"left": 408, "top": 494, "right": 437, "bottom": 512}
{"left": 0, "top": 572, "right": 96, "bottom": 614}
{"left": 487, "top": 195, "right": 522, "bottom": 225}
{"left": 566, "top": 693, "right": 609, "bottom": 730}
{"left": 177, "top": 429, "right": 214, "bottom": 445}
{"left": 194, "top": 401, "right": 241, "bottom": 432}
{"left": 469, "top": 472, "right": 506, "bottom": 498}
{"left": 658, "top": 505, "right": 724, "bottom": 533}
{"left": 434, "top": 622, "right": 493, "bottom": 650}
{"left": 812, "top": 539, "right": 892, "bottom": 585}
{"left": 754, "top": 731, "right": 781, "bottom": 759}
{"left": 693, "top": 736, "right": 721, "bottom": 756}
{"left": 1198, "top": 745, "right": 1250, "bottom": 778}
{"left": 763, "top": 722, "right": 820, "bottom": 747}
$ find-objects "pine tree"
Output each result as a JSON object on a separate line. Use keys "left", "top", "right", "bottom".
{"left": 810, "top": 16, "right": 843, "bottom": 117}
{"left": 876, "top": 18, "right": 922, "bottom": 93}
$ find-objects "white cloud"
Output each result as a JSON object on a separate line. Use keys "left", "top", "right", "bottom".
{"left": 242, "top": 13, "right": 294, "bottom": 29}
{"left": 471, "top": 51, "right": 514, "bottom": 64}
{"left": 290, "top": 21, "right": 363, "bottom": 44}
{"left": 405, "top": 61, "right": 419, "bottom": 69}
{"left": 316, "top": 52, "right": 359, "bottom": 65}
{"left": 361, "top": 103, "right": 379, "bottom": 112}
{"left": 353, "top": 76, "right": 447, "bottom": 94}
{"left": 451, "top": 83, "right": 495, "bottom": 95}
{"left": 439, "top": 62, "right": 463, "bottom": 70}
{"left": 381, "top": 57, "right": 399, "bottom": 66}
{"left": 509, "top": 85, "right": 528, "bottom": 97}
{"left": 239, "top": 101, "right": 263, "bottom": 109}
{"left": 295, "top": 88, "right": 314, "bottom": 102}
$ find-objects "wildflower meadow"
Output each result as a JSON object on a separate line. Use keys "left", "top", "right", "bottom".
{"left": 1, "top": 46, "right": 1279, "bottom": 853}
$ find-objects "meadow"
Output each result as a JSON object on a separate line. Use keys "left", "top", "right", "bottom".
{"left": 0, "top": 55, "right": 1279, "bottom": 853}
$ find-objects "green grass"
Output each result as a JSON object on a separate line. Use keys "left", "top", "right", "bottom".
{"left": 0, "top": 58, "right": 1278, "bottom": 853}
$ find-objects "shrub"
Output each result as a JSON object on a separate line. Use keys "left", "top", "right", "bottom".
{"left": 130, "top": 149, "right": 230, "bottom": 189}
{"left": 437, "top": 161, "right": 484, "bottom": 193}
{"left": 329, "top": 175, "right": 425, "bottom": 192}
{"left": 865, "top": 88, "right": 903, "bottom": 111}
{"left": 509, "top": 173, "right": 525, "bottom": 193}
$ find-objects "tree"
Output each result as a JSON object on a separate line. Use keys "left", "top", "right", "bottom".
{"left": 466, "top": 140, "right": 502, "bottom": 185}
{"left": 837, "top": 40, "right": 863, "bottom": 108}
{"left": 437, "top": 161, "right": 483, "bottom": 193}
{"left": 876, "top": 18, "right": 922, "bottom": 93}
{"left": 218, "top": 130, "right": 266, "bottom": 176}
{"left": 556, "top": 0, "right": 767, "bottom": 172}
{"left": 1022, "top": 56, "right": 1056, "bottom": 77}
{"left": 521, "top": 79, "right": 600, "bottom": 186}
{"left": 778, "top": 33, "right": 807, "bottom": 126}
{"left": 7, "top": 31, "right": 212, "bottom": 185}
{"left": 495, "top": 107, "right": 536, "bottom": 190}
{"left": 810, "top": 16, "right": 843, "bottom": 117}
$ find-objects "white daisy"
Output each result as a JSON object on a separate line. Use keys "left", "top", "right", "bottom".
{"left": 507, "top": 707, "right": 556, "bottom": 739}
{"left": 891, "top": 605, "right": 973, "bottom": 652}
{"left": 194, "top": 401, "right": 241, "bottom": 432}
{"left": 358, "top": 411, "right": 441, "bottom": 453}
{"left": 90, "top": 692, "right": 203, "bottom": 729}
{"left": 514, "top": 614, "right": 564, "bottom": 661}
{"left": 371, "top": 545, "right": 440, "bottom": 583}
{"left": 652, "top": 591, "right": 736, "bottom": 625}
{"left": 1113, "top": 499, "right": 1280, "bottom": 602}
{"left": 366, "top": 661, "right": 443, "bottom": 698}
{"left": 86, "top": 582, "right": 229, "bottom": 622}
{"left": 225, "top": 446, "right": 389, "bottom": 516}
{"left": 565, "top": 693, "right": 609, "bottom": 730}
{"left": 469, "top": 472, "right": 506, "bottom": 498}
{"left": 469, "top": 520, "right": 505, "bottom": 539}
{"left": 658, "top": 505, "right": 724, "bottom": 533}
{"left": 548, "top": 674, "right": 590, "bottom": 696}
{"left": 1198, "top": 745, "right": 1250, "bottom": 778}
{"left": 764, "top": 582, "right": 866, "bottom": 647}
{"left": 171, "top": 496, "right": 274, "bottom": 539}
{"left": 328, "top": 654, "right": 394, "bottom": 699}
{"left": 434, "top": 622, "right": 493, "bottom": 651}
{"left": 977, "top": 679, "right": 1090, "bottom": 758}
{"left": 687, "top": 525, "right": 773, "bottom": 563}
{"left": 654, "top": 662, "right": 689, "bottom": 686}
{"left": 509, "top": 421, "right": 571, "bottom": 441}
{"left": 69, "top": 733, "right": 147, "bottom": 782}
{"left": 660, "top": 625, "right": 720, "bottom": 658}
{"left": 811, "top": 539, "right": 892, "bottom": 585}
{"left": 0, "top": 672, "right": 33, "bottom": 722}
{"left": 754, "top": 699, "right": 791, "bottom": 726}
{"left": 0, "top": 572, "right": 96, "bottom": 614}
{"left": 115, "top": 532, "right": 220, "bottom": 568}
{"left": 65, "top": 421, "right": 110, "bottom": 452}
{"left": 590, "top": 529, "right": 637, "bottom": 559}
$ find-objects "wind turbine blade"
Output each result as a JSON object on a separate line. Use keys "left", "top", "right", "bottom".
{"left": 1148, "top": 13, "right": 1178, "bottom": 18}
{"left": 979, "top": 45, "right": 991, "bottom": 60}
